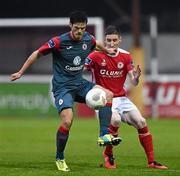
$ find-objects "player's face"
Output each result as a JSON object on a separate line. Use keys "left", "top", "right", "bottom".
{"left": 70, "top": 22, "right": 87, "bottom": 40}
{"left": 105, "top": 34, "right": 121, "bottom": 50}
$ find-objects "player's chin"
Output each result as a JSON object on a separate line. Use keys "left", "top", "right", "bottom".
{"left": 75, "top": 35, "right": 83, "bottom": 40}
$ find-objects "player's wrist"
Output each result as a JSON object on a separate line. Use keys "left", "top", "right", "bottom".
{"left": 18, "top": 70, "right": 23, "bottom": 76}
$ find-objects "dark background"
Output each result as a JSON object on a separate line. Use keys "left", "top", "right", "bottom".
{"left": 1, "top": 0, "right": 180, "bottom": 74}
{"left": 0, "top": 0, "right": 180, "bottom": 33}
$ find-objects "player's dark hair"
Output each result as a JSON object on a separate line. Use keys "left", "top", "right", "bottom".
{"left": 105, "top": 25, "right": 121, "bottom": 36}
{"left": 69, "top": 11, "right": 88, "bottom": 24}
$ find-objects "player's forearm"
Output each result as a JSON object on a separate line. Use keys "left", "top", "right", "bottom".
{"left": 130, "top": 65, "right": 141, "bottom": 86}
{"left": 131, "top": 77, "right": 139, "bottom": 86}
{"left": 18, "top": 50, "right": 40, "bottom": 75}
{"left": 128, "top": 71, "right": 139, "bottom": 86}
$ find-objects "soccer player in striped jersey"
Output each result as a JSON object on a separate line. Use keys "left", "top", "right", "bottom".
{"left": 85, "top": 25, "right": 168, "bottom": 170}
{"left": 10, "top": 11, "right": 115, "bottom": 172}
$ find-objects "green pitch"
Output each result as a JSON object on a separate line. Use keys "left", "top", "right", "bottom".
{"left": 0, "top": 117, "right": 180, "bottom": 176}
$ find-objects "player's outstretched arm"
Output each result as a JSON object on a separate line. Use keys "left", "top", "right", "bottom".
{"left": 10, "top": 50, "right": 42, "bottom": 81}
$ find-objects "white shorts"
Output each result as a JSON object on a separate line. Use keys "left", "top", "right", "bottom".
{"left": 112, "top": 96, "right": 138, "bottom": 115}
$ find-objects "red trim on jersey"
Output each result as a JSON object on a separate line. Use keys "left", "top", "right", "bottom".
{"left": 90, "top": 35, "right": 96, "bottom": 46}
{"left": 38, "top": 36, "right": 60, "bottom": 55}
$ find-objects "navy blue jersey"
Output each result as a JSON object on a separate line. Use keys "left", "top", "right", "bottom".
{"left": 38, "top": 32, "right": 96, "bottom": 93}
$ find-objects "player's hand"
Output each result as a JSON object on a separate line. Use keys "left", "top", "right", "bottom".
{"left": 10, "top": 72, "right": 22, "bottom": 81}
{"left": 133, "top": 65, "right": 141, "bottom": 79}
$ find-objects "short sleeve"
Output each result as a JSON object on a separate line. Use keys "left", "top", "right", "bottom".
{"left": 126, "top": 54, "right": 134, "bottom": 71}
{"left": 38, "top": 36, "right": 60, "bottom": 55}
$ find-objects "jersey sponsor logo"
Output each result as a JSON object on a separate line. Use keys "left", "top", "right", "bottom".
{"left": 117, "top": 62, "right": 124, "bottom": 69}
{"left": 100, "top": 69, "right": 123, "bottom": 77}
{"left": 82, "top": 43, "right": 87, "bottom": 50}
{"left": 48, "top": 39, "right": 55, "bottom": 48}
{"left": 59, "top": 99, "right": 63, "bottom": 105}
{"left": 85, "top": 58, "right": 92, "bottom": 65}
{"left": 73, "top": 56, "right": 81, "bottom": 66}
{"left": 101, "top": 59, "right": 106, "bottom": 66}
{"left": 65, "top": 64, "right": 84, "bottom": 71}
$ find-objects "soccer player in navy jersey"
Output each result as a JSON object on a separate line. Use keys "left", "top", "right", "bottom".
{"left": 10, "top": 11, "right": 116, "bottom": 171}
{"left": 85, "top": 25, "right": 168, "bottom": 170}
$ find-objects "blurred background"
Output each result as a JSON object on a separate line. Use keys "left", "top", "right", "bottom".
{"left": 0, "top": 0, "right": 180, "bottom": 119}
{"left": 1, "top": 2, "right": 180, "bottom": 175}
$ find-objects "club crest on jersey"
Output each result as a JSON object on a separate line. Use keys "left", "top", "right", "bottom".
{"left": 117, "top": 62, "right": 124, "bottom": 69}
{"left": 73, "top": 56, "right": 81, "bottom": 65}
{"left": 82, "top": 43, "right": 87, "bottom": 50}
{"left": 101, "top": 59, "right": 106, "bottom": 66}
{"left": 48, "top": 39, "right": 55, "bottom": 48}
